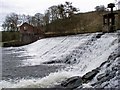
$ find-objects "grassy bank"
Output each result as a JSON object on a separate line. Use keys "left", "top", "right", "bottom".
{"left": 45, "top": 11, "right": 120, "bottom": 34}
{"left": 1, "top": 11, "right": 120, "bottom": 47}
{"left": 2, "top": 40, "right": 33, "bottom": 47}
{"left": 1, "top": 31, "right": 20, "bottom": 47}
{"left": 2, "top": 31, "right": 20, "bottom": 42}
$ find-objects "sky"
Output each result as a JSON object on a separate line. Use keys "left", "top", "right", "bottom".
{"left": 0, "top": 0, "right": 117, "bottom": 30}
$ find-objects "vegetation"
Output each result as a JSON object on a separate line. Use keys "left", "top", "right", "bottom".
{"left": 46, "top": 11, "right": 104, "bottom": 34}
{"left": 95, "top": 5, "right": 107, "bottom": 12}
{"left": 1, "top": 1, "right": 120, "bottom": 46}
{"left": 2, "top": 31, "right": 20, "bottom": 42}
{"left": 2, "top": 13, "right": 18, "bottom": 31}
{"left": 2, "top": 1, "right": 79, "bottom": 32}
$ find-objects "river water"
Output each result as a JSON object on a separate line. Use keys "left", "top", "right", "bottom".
{"left": 1, "top": 32, "right": 119, "bottom": 88}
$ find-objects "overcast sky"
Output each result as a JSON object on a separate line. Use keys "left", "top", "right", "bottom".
{"left": 0, "top": 0, "right": 117, "bottom": 28}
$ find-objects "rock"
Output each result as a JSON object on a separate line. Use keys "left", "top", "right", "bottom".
{"left": 99, "top": 61, "right": 108, "bottom": 67}
{"left": 112, "top": 65, "right": 118, "bottom": 71}
{"left": 82, "top": 68, "right": 99, "bottom": 83}
{"left": 64, "top": 55, "right": 73, "bottom": 64}
{"left": 65, "top": 59, "right": 71, "bottom": 64}
{"left": 105, "top": 70, "right": 111, "bottom": 75}
{"left": 96, "top": 33, "right": 104, "bottom": 38}
{"left": 97, "top": 73, "right": 106, "bottom": 81}
{"left": 97, "top": 71, "right": 116, "bottom": 83}
{"left": 107, "top": 71, "right": 116, "bottom": 80}
{"left": 116, "top": 71, "right": 120, "bottom": 76}
{"left": 43, "top": 60, "right": 62, "bottom": 64}
{"left": 61, "top": 76, "right": 83, "bottom": 89}
{"left": 107, "top": 52, "right": 120, "bottom": 61}
{"left": 106, "top": 63, "right": 111, "bottom": 67}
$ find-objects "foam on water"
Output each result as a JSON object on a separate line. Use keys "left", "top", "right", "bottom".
{"left": 19, "top": 33, "right": 96, "bottom": 66}
{"left": 64, "top": 33, "right": 118, "bottom": 75}
{"left": 1, "top": 70, "right": 79, "bottom": 88}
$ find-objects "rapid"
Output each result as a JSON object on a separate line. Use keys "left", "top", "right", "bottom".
{"left": 1, "top": 31, "right": 119, "bottom": 88}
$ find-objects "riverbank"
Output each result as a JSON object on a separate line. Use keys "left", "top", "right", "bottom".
{"left": 2, "top": 40, "right": 35, "bottom": 47}
{"left": 1, "top": 29, "right": 119, "bottom": 47}
{"left": 1, "top": 31, "right": 96, "bottom": 47}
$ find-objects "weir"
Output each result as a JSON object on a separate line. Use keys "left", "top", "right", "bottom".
{"left": 1, "top": 32, "right": 119, "bottom": 88}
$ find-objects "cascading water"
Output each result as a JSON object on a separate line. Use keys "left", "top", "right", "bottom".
{"left": 1, "top": 32, "right": 119, "bottom": 88}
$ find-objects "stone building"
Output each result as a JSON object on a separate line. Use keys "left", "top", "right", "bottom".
{"left": 18, "top": 22, "right": 44, "bottom": 43}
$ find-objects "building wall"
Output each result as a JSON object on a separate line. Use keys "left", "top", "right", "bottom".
{"left": 19, "top": 23, "right": 34, "bottom": 34}
{"left": 115, "top": 10, "right": 120, "bottom": 30}
{"left": 21, "top": 33, "right": 32, "bottom": 43}
{"left": 19, "top": 23, "right": 43, "bottom": 43}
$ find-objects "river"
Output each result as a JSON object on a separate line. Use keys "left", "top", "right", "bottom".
{"left": 1, "top": 32, "right": 119, "bottom": 88}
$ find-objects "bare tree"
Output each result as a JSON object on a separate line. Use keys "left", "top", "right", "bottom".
{"left": 48, "top": 5, "right": 60, "bottom": 21}
{"left": 34, "top": 13, "right": 44, "bottom": 26}
{"left": 115, "top": 0, "right": 120, "bottom": 10}
{"left": 95, "top": 5, "right": 107, "bottom": 11}
{"left": 43, "top": 10, "right": 50, "bottom": 25}
{"left": 26, "top": 16, "right": 36, "bottom": 26}
{"left": 2, "top": 13, "right": 18, "bottom": 31}
{"left": 118, "top": 0, "right": 120, "bottom": 10}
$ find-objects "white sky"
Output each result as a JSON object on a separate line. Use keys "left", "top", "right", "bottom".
{"left": 0, "top": 0, "right": 117, "bottom": 28}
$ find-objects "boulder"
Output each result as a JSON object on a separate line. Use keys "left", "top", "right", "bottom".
{"left": 61, "top": 76, "right": 83, "bottom": 89}
{"left": 43, "top": 60, "right": 62, "bottom": 64}
{"left": 99, "top": 61, "right": 108, "bottom": 67}
{"left": 97, "top": 73, "right": 106, "bottom": 81}
{"left": 97, "top": 71, "right": 116, "bottom": 83}
{"left": 95, "top": 33, "right": 104, "bottom": 38}
{"left": 82, "top": 68, "right": 99, "bottom": 83}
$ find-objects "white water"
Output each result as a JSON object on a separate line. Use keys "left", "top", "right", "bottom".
{"left": 1, "top": 32, "right": 119, "bottom": 88}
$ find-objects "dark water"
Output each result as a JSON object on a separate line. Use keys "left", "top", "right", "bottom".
{"left": 2, "top": 48, "right": 62, "bottom": 81}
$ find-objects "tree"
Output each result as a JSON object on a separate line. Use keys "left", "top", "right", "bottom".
{"left": 57, "top": 2, "right": 79, "bottom": 19}
{"left": 43, "top": 1, "right": 79, "bottom": 32}
{"left": 58, "top": 4, "right": 66, "bottom": 19}
{"left": 26, "top": 15, "right": 32, "bottom": 24}
{"left": 48, "top": 5, "right": 59, "bottom": 21}
{"left": 26, "top": 16, "right": 36, "bottom": 26}
{"left": 115, "top": 0, "right": 120, "bottom": 10}
{"left": 64, "top": 1, "right": 78, "bottom": 17}
{"left": 118, "top": 0, "right": 120, "bottom": 10}
{"left": 2, "top": 13, "right": 18, "bottom": 31}
{"left": 43, "top": 10, "right": 51, "bottom": 32}
{"left": 25, "top": 13, "right": 44, "bottom": 26}
{"left": 34, "top": 13, "right": 44, "bottom": 26}
{"left": 45, "top": 1, "right": 79, "bottom": 21}
{"left": 95, "top": 5, "right": 107, "bottom": 11}
{"left": 43, "top": 10, "right": 50, "bottom": 25}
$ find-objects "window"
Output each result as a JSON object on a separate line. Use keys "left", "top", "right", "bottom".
{"left": 24, "top": 26, "right": 27, "bottom": 30}
{"left": 105, "top": 19, "right": 107, "bottom": 24}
